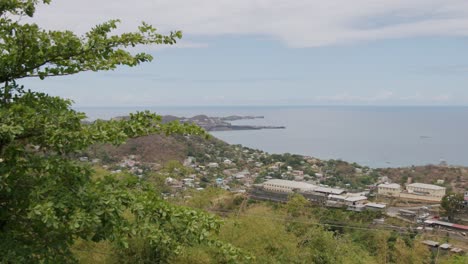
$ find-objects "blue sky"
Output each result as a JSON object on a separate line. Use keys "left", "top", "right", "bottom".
{"left": 20, "top": 0, "right": 468, "bottom": 106}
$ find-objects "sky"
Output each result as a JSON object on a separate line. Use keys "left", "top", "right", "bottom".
{"left": 19, "top": 0, "right": 468, "bottom": 106}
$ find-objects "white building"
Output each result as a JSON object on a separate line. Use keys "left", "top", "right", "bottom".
{"left": 327, "top": 194, "right": 368, "bottom": 208}
{"left": 262, "top": 179, "right": 317, "bottom": 193}
{"left": 406, "top": 183, "right": 446, "bottom": 198}
{"left": 314, "top": 186, "right": 345, "bottom": 195}
{"left": 377, "top": 183, "right": 401, "bottom": 196}
{"left": 292, "top": 170, "right": 304, "bottom": 176}
{"left": 365, "top": 203, "right": 387, "bottom": 211}
{"left": 207, "top": 162, "right": 219, "bottom": 168}
{"left": 378, "top": 182, "right": 446, "bottom": 202}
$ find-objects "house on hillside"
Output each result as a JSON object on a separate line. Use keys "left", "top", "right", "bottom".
{"left": 207, "top": 162, "right": 219, "bottom": 168}
{"left": 378, "top": 182, "right": 446, "bottom": 202}
{"left": 262, "top": 179, "right": 317, "bottom": 193}
{"left": 406, "top": 183, "right": 446, "bottom": 198}
{"left": 377, "top": 183, "right": 401, "bottom": 197}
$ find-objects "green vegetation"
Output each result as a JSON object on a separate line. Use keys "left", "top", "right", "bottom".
{"left": 1, "top": 1, "right": 467, "bottom": 263}
{"left": 163, "top": 192, "right": 466, "bottom": 264}
{"left": 0, "top": 1, "right": 246, "bottom": 263}
{"left": 441, "top": 192, "right": 465, "bottom": 221}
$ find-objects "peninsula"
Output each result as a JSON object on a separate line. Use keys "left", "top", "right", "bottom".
{"left": 114, "top": 114, "right": 286, "bottom": 131}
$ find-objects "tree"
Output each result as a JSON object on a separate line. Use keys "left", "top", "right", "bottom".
{"left": 0, "top": 1, "right": 247, "bottom": 263}
{"left": 441, "top": 192, "right": 464, "bottom": 221}
{"left": 285, "top": 193, "right": 309, "bottom": 218}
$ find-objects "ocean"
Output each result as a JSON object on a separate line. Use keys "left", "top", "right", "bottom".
{"left": 77, "top": 105, "right": 468, "bottom": 168}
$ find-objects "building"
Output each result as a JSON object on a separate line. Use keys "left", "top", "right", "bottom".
{"left": 406, "top": 183, "right": 446, "bottom": 198}
{"left": 292, "top": 170, "right": 304, "bottom": 176}
{"left": 365, "top": 203, "right": 387, "bottom": 211}
{"left": 207, "top": 162, "right": 219, "bottom": 168}
{"left": 377, "top": 183, "right": 401, "bottom": 196}
{"left": 347, "top": 204, "right": 366, "bottom": 212}
{"left": 343, "top": 195, "right": 368, "bottom": 205}
{"left": 451, "top": 248, "right": 464, "bottom": 254}
{"left": 439, "top": 243, "right": 452, "bottom": 250}
{"left": 314, "top": 186, "right": 346, "bottom": 195}
{"left": 378, "top": 182, "right": 446, "bottom": 202}
{"left": 302, "top": 191, "right": 328, "bottom": 204}
{"left": 327, "top": 194, "right": 368, "bottom": 207}
{"left": 262, "top": 179, "right": 317, "bottom": 193}
{"left": 422, "top": 240, "right": 439, "bottom": 247}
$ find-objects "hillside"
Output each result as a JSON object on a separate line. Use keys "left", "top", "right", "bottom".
{"left": 85, "top": 134, "right": 234, "bottom": 164}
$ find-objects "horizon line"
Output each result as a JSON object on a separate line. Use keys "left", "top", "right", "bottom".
{"left": 74, "top": 104, "right": 468, "bottom": 108}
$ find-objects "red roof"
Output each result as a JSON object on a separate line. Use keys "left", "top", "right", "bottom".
{"left": 452, "top": 224, "right": 468, "bottom": 231}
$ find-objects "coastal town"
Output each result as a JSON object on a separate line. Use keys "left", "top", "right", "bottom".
{"left": 5, "top": 1, "right": 468, "bottom": 262}
{"left": 82, "top": 132, "right": 468, "bottom": 255}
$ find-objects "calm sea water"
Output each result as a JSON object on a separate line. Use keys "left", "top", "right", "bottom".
{"left": 77, "top": 106, "right": 468, "bottom": 168}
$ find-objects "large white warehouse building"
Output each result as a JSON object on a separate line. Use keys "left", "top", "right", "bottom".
{"left": 262, "top": 179, "right": 317, "bottom": 193}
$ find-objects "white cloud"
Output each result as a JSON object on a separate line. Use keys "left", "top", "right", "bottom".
{"left": 27, "top": 0, "right": 468, "bottom": 47}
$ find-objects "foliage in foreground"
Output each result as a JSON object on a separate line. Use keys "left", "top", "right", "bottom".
{"left": 0, "top": 1, "right": 248, "bottom": 263}
{"left": 85, "top": 191, "right": 464, "bottom": 264}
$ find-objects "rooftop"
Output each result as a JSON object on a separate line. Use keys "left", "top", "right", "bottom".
{"left": 439, "top": 243, "right": 452, "bottom": 250}
{"left": 314, "top": 187, "right": 345, "bottom": 195}
{"left": 263, "top": 179, "right": 317, "bottom": 191}
{"left": 328, "top": 194, "right": 368, "bottom": 202}
{"left": 422, "top": 240, "right": 439, "bottom": 247}
{"left": 407, "top": 183, "right": 446, "bottom": 190}
{"left": 345, "top": 196, "right": 368, "bottom": 202}
{"left": 366, "top": 203, "right": 387, "bottom": 209}
{"left": 378, "top": 183, "right": 401, "bottom": 189}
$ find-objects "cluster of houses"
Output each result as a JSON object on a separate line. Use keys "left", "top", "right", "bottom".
{"left": 422, "top": 240, "right": 464, "bottom": 254}
{"left": 164, "top": 156, "right": 261, "bottom": 192}
{"left": 377, "top": 182, "right": 446, "bottom": 202}
{"left": 255, "top": 179, "right": 386, "bottom": 212}
{"left": 164, "top": 176, "right": 207, "bottom": 192}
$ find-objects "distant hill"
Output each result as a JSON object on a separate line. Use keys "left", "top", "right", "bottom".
{"left": 85, "top": 133, "right": 233, "bottom": 165}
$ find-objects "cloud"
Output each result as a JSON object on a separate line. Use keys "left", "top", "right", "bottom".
{"left": 28, "top": 0, "right": 468, "bottom": 47}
